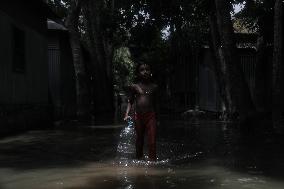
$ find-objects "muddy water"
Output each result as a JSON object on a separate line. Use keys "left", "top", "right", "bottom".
{"left": 0, "top": 120, "right": 283, "bottom": 189}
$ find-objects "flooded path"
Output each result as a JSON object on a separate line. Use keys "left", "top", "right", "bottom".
{"left": 0, "top": 119, "right": 284, "bottom": 189}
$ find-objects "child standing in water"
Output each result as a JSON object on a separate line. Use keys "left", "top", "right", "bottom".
{"left": 124, "top": 62, "right": 158, "bottom": 161}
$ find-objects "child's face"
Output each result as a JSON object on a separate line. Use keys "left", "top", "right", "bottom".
{"left": 138, "top": 64, "right": 151, "bottom": 80}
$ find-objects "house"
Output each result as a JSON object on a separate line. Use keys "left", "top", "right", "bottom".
{"left": 198, "top": 46, "right": 257, "bottom": 112}
{"left": 47, "top": 19, "right": 77, "bottom": 120}
{"left": 0, "top": 0, "right": 57, "bottom": 135}
{"left": 169, "top": 33, "right": 259, "bottom": 113}
{"left": 168, "top": 38, "right": 199, "bottom": 113}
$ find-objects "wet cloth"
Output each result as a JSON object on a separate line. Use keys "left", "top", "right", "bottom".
{"left": 134, "top": 112, "right": 157, "bottom": 160}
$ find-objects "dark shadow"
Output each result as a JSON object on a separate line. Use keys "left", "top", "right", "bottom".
{"left": 159, "top": 118, "right": 284, "bottom": 181}
{"left": 0, "top": 128, "right": 120, "bottom": 170}
{"left": 222, "top": 130, "right": 284, "bottom": 180}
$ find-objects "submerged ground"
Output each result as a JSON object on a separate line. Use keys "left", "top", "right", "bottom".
{"left": 0, "top": 119, "right": 283, "bottom": 189}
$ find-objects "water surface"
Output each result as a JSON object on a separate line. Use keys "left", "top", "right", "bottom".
{"left": 0, "top": 119, "right": 283, "bottom": 189}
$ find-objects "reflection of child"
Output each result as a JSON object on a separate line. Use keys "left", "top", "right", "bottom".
{"left": 124, "top": 62, "right": 158, "bottom": 161}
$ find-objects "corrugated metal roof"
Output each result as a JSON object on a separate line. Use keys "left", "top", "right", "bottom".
{"left": 47, "top": 19, "right": 67, "bottom": 31}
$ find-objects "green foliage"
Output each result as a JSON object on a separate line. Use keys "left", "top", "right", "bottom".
{"left": 47, "top": 0, "right": 255, "bottom": 91}
{"left": 47, "top": 0, "right": 69, "bottom": 18}
{"left": 234, "top": 0, "right": 275, "bottom": 38}
{"left": 113, "top": 47, "right": 134, "bottom": 92}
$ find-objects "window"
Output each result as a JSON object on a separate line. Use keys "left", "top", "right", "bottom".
{"left": 12, "top": 26, "right": 26, "bottom": 73}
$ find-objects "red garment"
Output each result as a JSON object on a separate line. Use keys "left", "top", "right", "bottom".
{"left": 134, "top": 112, "right": 157, "bottom": 160}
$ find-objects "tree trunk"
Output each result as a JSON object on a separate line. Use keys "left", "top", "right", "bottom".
{"left": 214, "top": 0, "right": 255, "bottom": 118}
{"left": 65, "top": 0, "right": 90, "bottom": 119}
{"left": 82, "top": 0, "right": 115, "bottom": 123}
{"left": 208, "top": 3, "right": 231, "bottom": 115}
{"left": 272, "top": 0, "right": 283, "bottom": 130}
{"left": 254, "top": 35, "right": 270, "bottom": 112}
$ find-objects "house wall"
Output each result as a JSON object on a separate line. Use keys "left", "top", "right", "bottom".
{"left": 0, "top": 0, "right": 47, "bottom": 35}
{"left": 170, "top": 44, "right": 198, "bottom": 112}
{"left": 0, "top": 9, "right": 50, "bottom": 135}
{"left": 48, "top": 32, "right": 61, "bottom": 117}
{"left": 198, "top": 49, "right": 220, "bottom": 112}
{"left": 48, "top": 31, "right": 76, "bottom": 119}
{"left": 198, "top": 48, "right": 257, "bottom": 112}
{"left": 58, "top": 33, "right": 77, "bottom": 118}
{"left": 169, "top": 46, "right": 258, "bottom": 113}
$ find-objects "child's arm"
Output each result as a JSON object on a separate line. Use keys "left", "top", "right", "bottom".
{"left": 124, "top": 100, "right": 132, "bottom": 121}
{"left": 123, "top": 85, "right": 135, "bottom": 120}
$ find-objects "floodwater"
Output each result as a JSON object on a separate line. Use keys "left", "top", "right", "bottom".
{"left": 0, "top": 119, "right": 284, "bottom": 189}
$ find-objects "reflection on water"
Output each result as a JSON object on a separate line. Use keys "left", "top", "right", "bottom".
{"left": 116, "top": 117, "right": 135, "bottom": 162}
{"left": 0, "top": 119, "right": 284, "bottom": 189}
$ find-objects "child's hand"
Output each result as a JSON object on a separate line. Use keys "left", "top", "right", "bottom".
{"left": 123, "top": 115, "right": 131, "bottom": 121}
